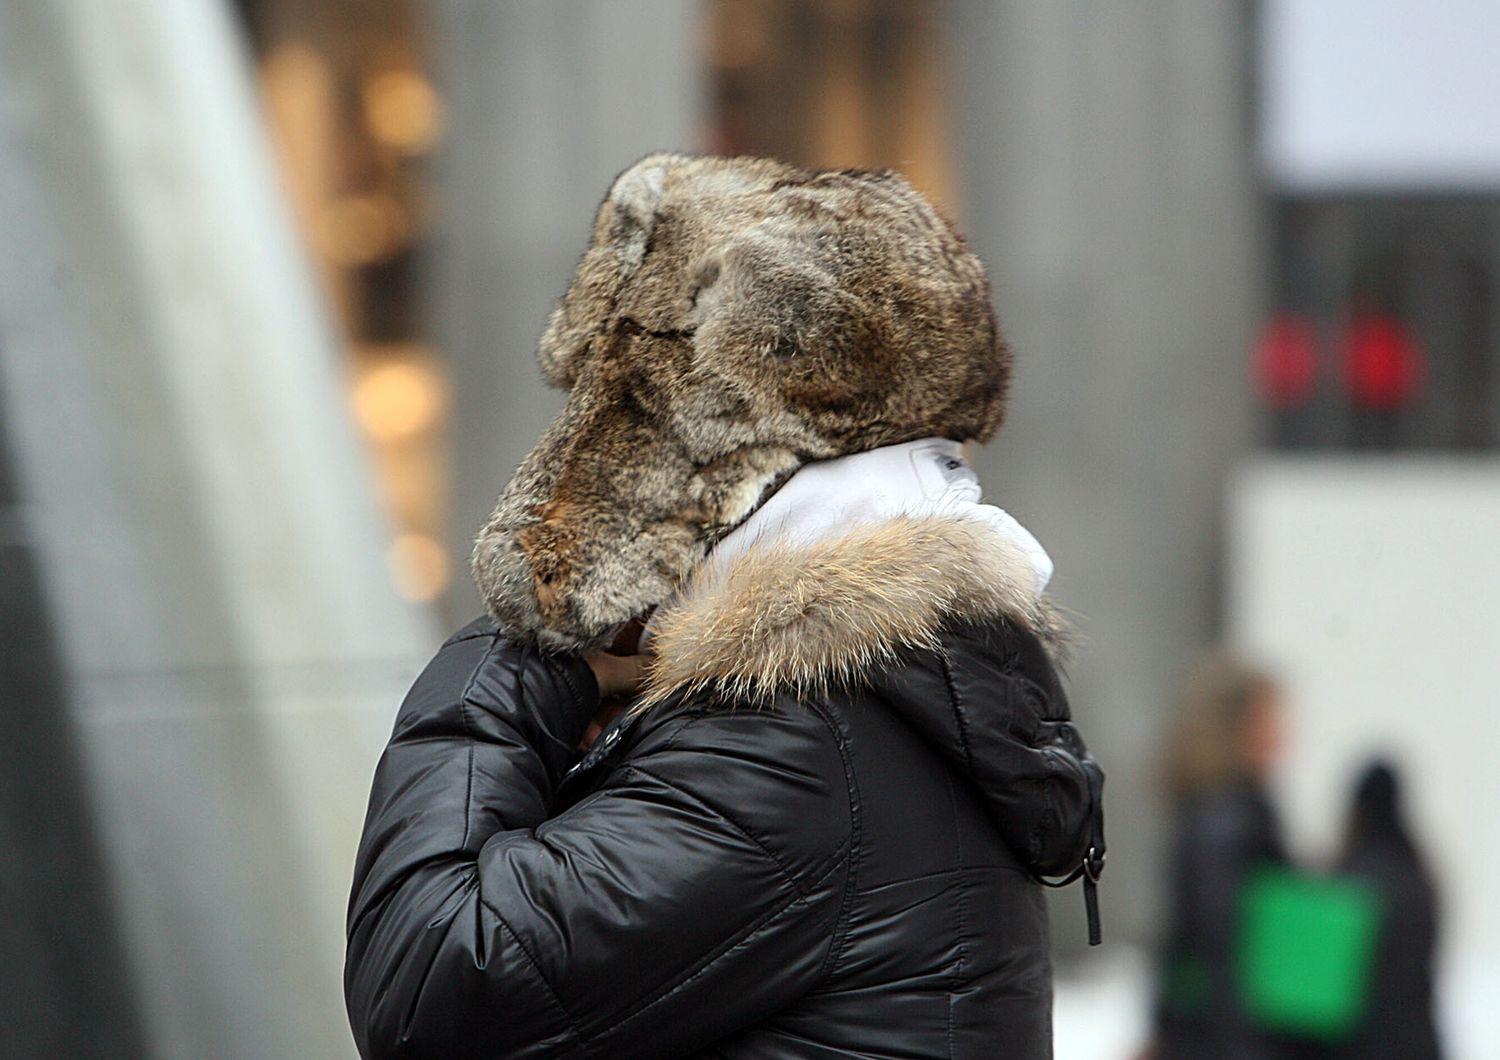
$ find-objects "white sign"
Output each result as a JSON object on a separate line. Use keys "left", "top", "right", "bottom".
{"left": 1261, "top": 0, "right": 1500, "bottom": 190}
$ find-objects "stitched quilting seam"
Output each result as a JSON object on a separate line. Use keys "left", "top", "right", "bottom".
{"left": 937, "top": 650, "right": 977, "bottom": 781}
{"left": 608, "top": 848, "right": 851, "bottom": 1036}
{"left": 809, "top": 700, "right": 861, "bottom": 984}
{"left": 554, "top": 656, "right": 590, "bottom": 716}
{"left": 628, "top": 764, "right": 810, "bottom": 896}
{"left": 477, "top": 895, "right": 589, "bottom": 1054}
{"left": 453, "top": 636, "right": 504, "bottom": 849}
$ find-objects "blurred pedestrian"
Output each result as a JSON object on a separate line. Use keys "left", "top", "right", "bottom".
{"left": 1331, "top": 759, "right": 1444, "bottom": 1060}
{"left": 1147, "top": 651, "right": 1297, "bottom": 1060}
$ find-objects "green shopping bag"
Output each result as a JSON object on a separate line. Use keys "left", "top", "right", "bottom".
{"left": 1235, "top": 866, "right": 1383, "bottom": 1039}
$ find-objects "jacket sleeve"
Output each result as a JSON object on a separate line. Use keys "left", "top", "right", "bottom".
{"left": 344, "top": 626, "right": 853, "bottom": 1060}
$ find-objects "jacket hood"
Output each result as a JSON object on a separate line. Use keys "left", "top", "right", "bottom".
{"left": 633, "top": 438, "right": 1101, "bottom": 881}
{"left": 642, "top": 508, "right": 1096, "bottom": 879}
{"left": 642, "top": 512, "right": 1067, "bottom": 705}
{"left": 640, "top": 437, "right": 1061, "bottom": 705}
{"left": 642, "top": 473, "right": 1104, "bottom": 881}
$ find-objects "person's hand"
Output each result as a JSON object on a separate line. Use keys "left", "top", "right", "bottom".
{"left": 579, "top": 611, "right": 655, "bottom": 750}
{"left": 585, "top": 651, "right": 647, "bottom": 700}
{"left": 580, "top": 651, "right": 648, "bottom": 750}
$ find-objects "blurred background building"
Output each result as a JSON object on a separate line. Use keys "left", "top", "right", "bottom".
{"left": 0, "top": 1, "right": 1496, "bottom": 1057}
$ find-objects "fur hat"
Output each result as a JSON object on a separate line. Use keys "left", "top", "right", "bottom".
{"left": 472, "top": 154, "right": 1010, "bottom": 651}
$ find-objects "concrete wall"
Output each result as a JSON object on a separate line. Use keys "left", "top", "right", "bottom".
{"left": 951, "top": 1, "right": 1265, "bottom": 945}
{"left": 0, "top": 389, "right": 144, "bottom": 1059}
{"left": 0, "top": 1, "right": 436, "bottom": 1055}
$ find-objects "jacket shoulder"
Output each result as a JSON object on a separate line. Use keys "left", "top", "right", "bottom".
{"left": 387, "top": 618, "right": 598, "bottom": 771}
{"left": 445, "top": 614, "right": 499, "bottom": 642}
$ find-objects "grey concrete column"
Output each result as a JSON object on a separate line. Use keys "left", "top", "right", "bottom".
{"left": 951, "top": 1, "right": 1264, "bottom": 946}
{"left": 430, "top": 0, "right": 705, "bottom": 623}
{"left": 0, "top": 395, "right": 145, "bottom": 1060}
{"left": 0, "top": 0, "right": 437, "bottom": 1055}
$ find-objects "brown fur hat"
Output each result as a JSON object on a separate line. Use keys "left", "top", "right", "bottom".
{"left": 473, "top": 153, "right": 1010, "bottom": 651}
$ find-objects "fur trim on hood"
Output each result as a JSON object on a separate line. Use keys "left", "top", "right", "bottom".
{"left": 640, "top": 514, "right": 1067, "bottom": 708}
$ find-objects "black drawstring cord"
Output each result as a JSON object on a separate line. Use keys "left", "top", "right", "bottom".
{"left": 1037, "top": 843, "right": 1106, "bottom": 946}
{"left": 1082, "top": 845, "right": 1105, "bottom": 946}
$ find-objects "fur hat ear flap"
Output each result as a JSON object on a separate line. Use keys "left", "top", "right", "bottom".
{"left": 606, "top": 160, "right": 668, "bottom": 267}
{"left": 538, "top": 302, "right": 586, "bottom": 389}
{"left": 537, "top": 307, "right": 581, "bottom": 389}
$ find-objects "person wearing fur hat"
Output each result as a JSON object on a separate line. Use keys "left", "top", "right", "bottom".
{"left": 344, "top": 155, "right": 1105, "bottom": 1059}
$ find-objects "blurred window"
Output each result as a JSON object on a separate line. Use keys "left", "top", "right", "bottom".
{"left": 1258, "top": 196, "right": 1500, "bottom": 451}
{"left": 1257, "top": 3, "right": 1500, "bottom": 451}
{"left": 709, "top": 0, "right": 957, "bottom": 212}
{"left": 233, "top": 0, "right": 450, "bottom": 601}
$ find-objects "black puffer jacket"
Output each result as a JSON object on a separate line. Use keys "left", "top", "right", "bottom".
{"left": 346, "top": 518, "right": 1103, "bottom": 1059}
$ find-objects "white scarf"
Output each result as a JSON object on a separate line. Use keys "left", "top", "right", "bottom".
{"left": 642, "top": 438, "right": 1052, "bottom": 648}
